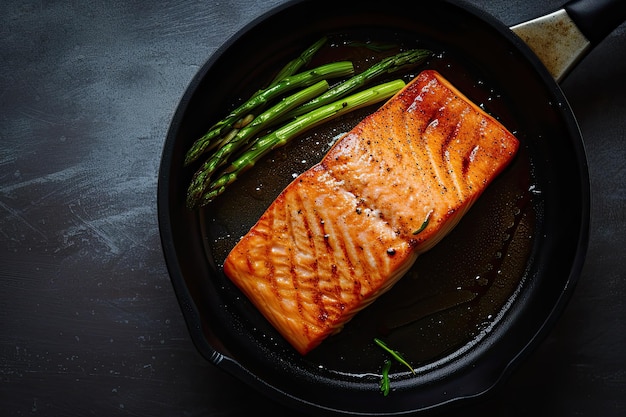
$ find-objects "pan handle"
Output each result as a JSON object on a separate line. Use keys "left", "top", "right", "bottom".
{"left": 510, "top": 0, "right": 626, "bottom": 82}
{"left": 564, "top": 0, "right": 626, "bottom": 45}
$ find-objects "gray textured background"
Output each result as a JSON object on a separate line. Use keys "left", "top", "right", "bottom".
{"left": 1, "top": 1, "right": 624, "bottom": 416}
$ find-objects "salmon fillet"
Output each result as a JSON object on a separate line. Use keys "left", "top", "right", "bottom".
{"left": 223, "top": 70, "right": 519, "bottom": 355}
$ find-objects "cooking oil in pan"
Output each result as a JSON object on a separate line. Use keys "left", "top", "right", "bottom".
{"left": 200, "top": 37, "right": 538, "bottom": 373}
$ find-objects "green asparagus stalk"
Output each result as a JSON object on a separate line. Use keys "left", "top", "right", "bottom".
{"left": 194, "top": 79, "right": 406, "bottom": 206}
{"left": 216, "top": 37, "right": 328, "bottom": 147}
{"left": 183, "top": 60, "right": 354, "bottom": 166}
{"left": 186, "top": 80, "right": 331, "bottom": 209}
{"left": 203, "top": 38, "right": 329, "bottom": 155}
{"left": 269, "top": 37, "right": 328, "bottom": 85}
{"left": 281, "top": 48, "right": 431, "bottom": 121}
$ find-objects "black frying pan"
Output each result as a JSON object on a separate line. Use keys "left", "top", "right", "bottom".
{"left": 158, "top": 0, "right": 625, "bottom": 415}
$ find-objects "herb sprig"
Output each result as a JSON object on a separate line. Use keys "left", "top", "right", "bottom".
{"left": 374, "top": 337, "right": 415, "bottom": 396}
{"left": 412, "top": 211, "right": 432, "bottom": 235}
{"left": 379, "top": 359, "right": 392, "bottom": 396}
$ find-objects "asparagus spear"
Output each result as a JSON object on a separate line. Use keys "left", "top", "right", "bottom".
{"left": 281, "top": 48, "right": 431, "bottom": 121}
{"left": 193, "top": 79, "right": 406, "bottom": 207}
{"left": 184, "top": 60, "right": 354, "bottom": 166}
{"left": 209, "top": 37, "right": 329, "bottom": 161}
{"left": 186, "top": 80, "right": 330, "bottom": 209}
{"left": 269, "top": 36, "right": 328, "bottom": 85}
{"left": 213, "top": 37, "right": 329, "bottom": 148}
{"left": 203, "top": 38, "right": 329, "bottom": 154}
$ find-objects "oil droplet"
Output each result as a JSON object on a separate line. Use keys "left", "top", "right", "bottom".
{"left": 528, "top": 184, "right": 542, "bottom": 195}
{"left": 475, "top": 275, "right": 489, "bottom": 287}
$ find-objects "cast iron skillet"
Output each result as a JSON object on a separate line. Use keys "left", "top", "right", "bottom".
{"left": 158, "top": 0, "right": 624, "bottom": 415}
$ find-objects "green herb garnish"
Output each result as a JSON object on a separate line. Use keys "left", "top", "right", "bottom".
{"left": 374, "top": 338, "right": 415, "bottom": 396}
{"left": 412, "top": 211, "right": 432, "bottom": 235}
{"left": 374, "top": 338, "right": 415, "bottom": 374}
{"left": 379, "top": 359, "right": 392, "bottom": 396}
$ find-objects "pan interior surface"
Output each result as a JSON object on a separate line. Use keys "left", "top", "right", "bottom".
{"left": 158, "top": 0, "right": 589, "bottom": 414}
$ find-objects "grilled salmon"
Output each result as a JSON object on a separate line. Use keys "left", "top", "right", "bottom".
{"left": 223, "top": 70, "right": 519, "bottom": 355}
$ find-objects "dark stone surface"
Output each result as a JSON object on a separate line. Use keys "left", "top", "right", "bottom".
{"left": 1, "top": 1, "right": 624, "bottom": 416}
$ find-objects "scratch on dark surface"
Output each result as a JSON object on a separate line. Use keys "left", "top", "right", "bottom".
{"left": 17, "top": 106, "right": 59, "bottom": 127}
{"left": 0, "top": 199, "right": 47, "bottom": 241}
{"left": 59, "top": 203, "right": 154, "bottom": 256}
{"left": 0, "top": 165, "right": 82, "bottom": 196}
{"left": 0, "top": 164, "right": 91, "bottom": 243}
{"left": 66, "top": 203, "right": 121, "bottom": 255}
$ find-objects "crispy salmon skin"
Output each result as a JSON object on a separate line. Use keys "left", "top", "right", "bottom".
{"left": 223, "top": 70, "right": 519, "bottom": 355}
